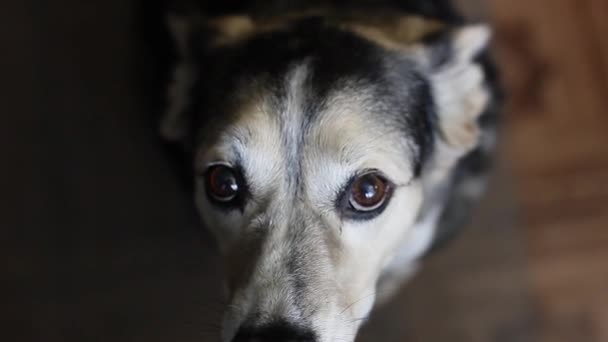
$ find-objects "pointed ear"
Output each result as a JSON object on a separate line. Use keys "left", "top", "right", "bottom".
{"left": 160, "top": 14, "right": 198, "bottom": 143}
{"left": 414, "top": 25, "right": 493, "bottom": 190}
{"left": 161, "top": 14, "right": 258, "bottom": 143}
{"left": 420, "top": 25, "right": 491, "bottom": 154}
{"left": 346, "top": 21, "right": 491, "bottom": 154}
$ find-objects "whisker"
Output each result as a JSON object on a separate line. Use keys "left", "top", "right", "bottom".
{"left": 339, "top": 291, "right": 378, "bottom": 315}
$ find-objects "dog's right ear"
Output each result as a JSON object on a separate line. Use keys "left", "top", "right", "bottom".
{"left": 160, "top": 14, "right": 198, "bottom": 143}
{"left": 416, "top": 25, "right": 491, "bottom": 152}
{"left": 160, "top": 14, "right": 258, "bottom": 144}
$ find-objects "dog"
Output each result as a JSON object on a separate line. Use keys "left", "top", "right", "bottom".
{"left": 159, "top": 1, "right": 500, "bottom": 341}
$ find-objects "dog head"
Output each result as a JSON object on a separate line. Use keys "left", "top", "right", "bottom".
{"left": 162, "top": 12, "right": 491, "bottom": 342}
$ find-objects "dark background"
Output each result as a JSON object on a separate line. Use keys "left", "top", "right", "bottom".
{"left": 3, "top": 1, "right": 224, "bottom": 341}
{"left": 3, "top": 0, "right": 607, "bottom": 341}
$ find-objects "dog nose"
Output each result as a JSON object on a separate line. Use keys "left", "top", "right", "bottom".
{"left": 232, "top": 322, "right": 316, "bottom": 342}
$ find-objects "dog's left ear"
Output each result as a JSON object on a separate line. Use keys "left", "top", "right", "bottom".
{"left": 415, "top": 25, "right": 492, "bottom": 173}
{"left": 409, "top": 25, "right": 492, "bottom": 190}
{"left": 422, "top": 25, "right": 491, "bottom": 151}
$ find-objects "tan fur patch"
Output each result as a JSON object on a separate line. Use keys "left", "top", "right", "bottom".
{"left": 341, "top": 16, "right": 446, "bottom": 51}
{"left": 205, "top": 11, "right": 446, "bottom": 48}
{"left": 207, "top": 15, "right": 257, "bottom": 45}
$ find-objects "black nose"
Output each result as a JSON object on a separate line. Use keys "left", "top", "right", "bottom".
{"left": 232, "top": 322, "right": 316, "bottom": 342}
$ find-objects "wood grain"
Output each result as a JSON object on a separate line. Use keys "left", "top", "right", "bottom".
{"left": 489, "top": 0, "right": 608, "bottom": 341}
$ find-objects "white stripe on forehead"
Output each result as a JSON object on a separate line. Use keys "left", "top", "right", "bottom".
{"left": 280, "top": 62, "right": 311, "bottom": 189}
{"left": 204, "top": 61, "right": 416, "bottom": 207}
{"left": 202, "top": 62, "right": 312, "bottom": 198}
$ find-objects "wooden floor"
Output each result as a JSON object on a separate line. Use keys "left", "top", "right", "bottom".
{"left": 490, "top": 0, "right": 608, "bottom": 341}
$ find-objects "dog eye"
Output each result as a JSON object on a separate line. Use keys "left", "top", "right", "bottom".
{"left": 349, "top": 173, "right": 391, "bottom": 212}
{"left": 336, "top": 171, "right": 394, "bottom": 221}
{"left": 205, "top": 165, "right": 242, "bottom": 205}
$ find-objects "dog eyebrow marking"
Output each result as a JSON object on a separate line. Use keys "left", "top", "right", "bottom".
{"left": 279, "top": 62, "right": 312, "bottom": 192}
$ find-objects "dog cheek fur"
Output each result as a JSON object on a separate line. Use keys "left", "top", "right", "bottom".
{"left": 336, "top": 181, "right": 424, "bottom": 311}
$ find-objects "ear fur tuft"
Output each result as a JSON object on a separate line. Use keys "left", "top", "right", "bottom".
{"left": 450, "top": 24, "right": 491, "bottom": 64}
{"left": 426, "top": 24, "right": 492, "bottom": 152}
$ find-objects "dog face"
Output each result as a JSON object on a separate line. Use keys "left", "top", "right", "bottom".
{"left": 163, "top": 14, "right": 490, "bottom": 342}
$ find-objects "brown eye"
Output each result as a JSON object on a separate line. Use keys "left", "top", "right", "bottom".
{"left": 349, "top": 173, "right": 391, "bottom": 212}
{"left": 205, "top": 165, "right": 241, "bottom": 203}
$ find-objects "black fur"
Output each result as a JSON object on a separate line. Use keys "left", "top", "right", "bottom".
{"left": 170, "top": 0, "right": 464, "bottom": 23}
{"left": 233, "top": 320, "right": 316, "bottom": 342}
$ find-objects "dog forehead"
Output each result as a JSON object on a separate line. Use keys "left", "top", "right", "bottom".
{"left": 206, "top": 73, "right": 417, "bottom": 192}
{"left": 248, "top": 86, "right": 405, "bottom": 149}
{"left": 196, "top": 25, "right": 432, "bottom": 180}
{"left": 198, "top": 19, "right": 421, "bottom": 102}
{"left": 305, "top": 86, "right": 413, "bottom": 163}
